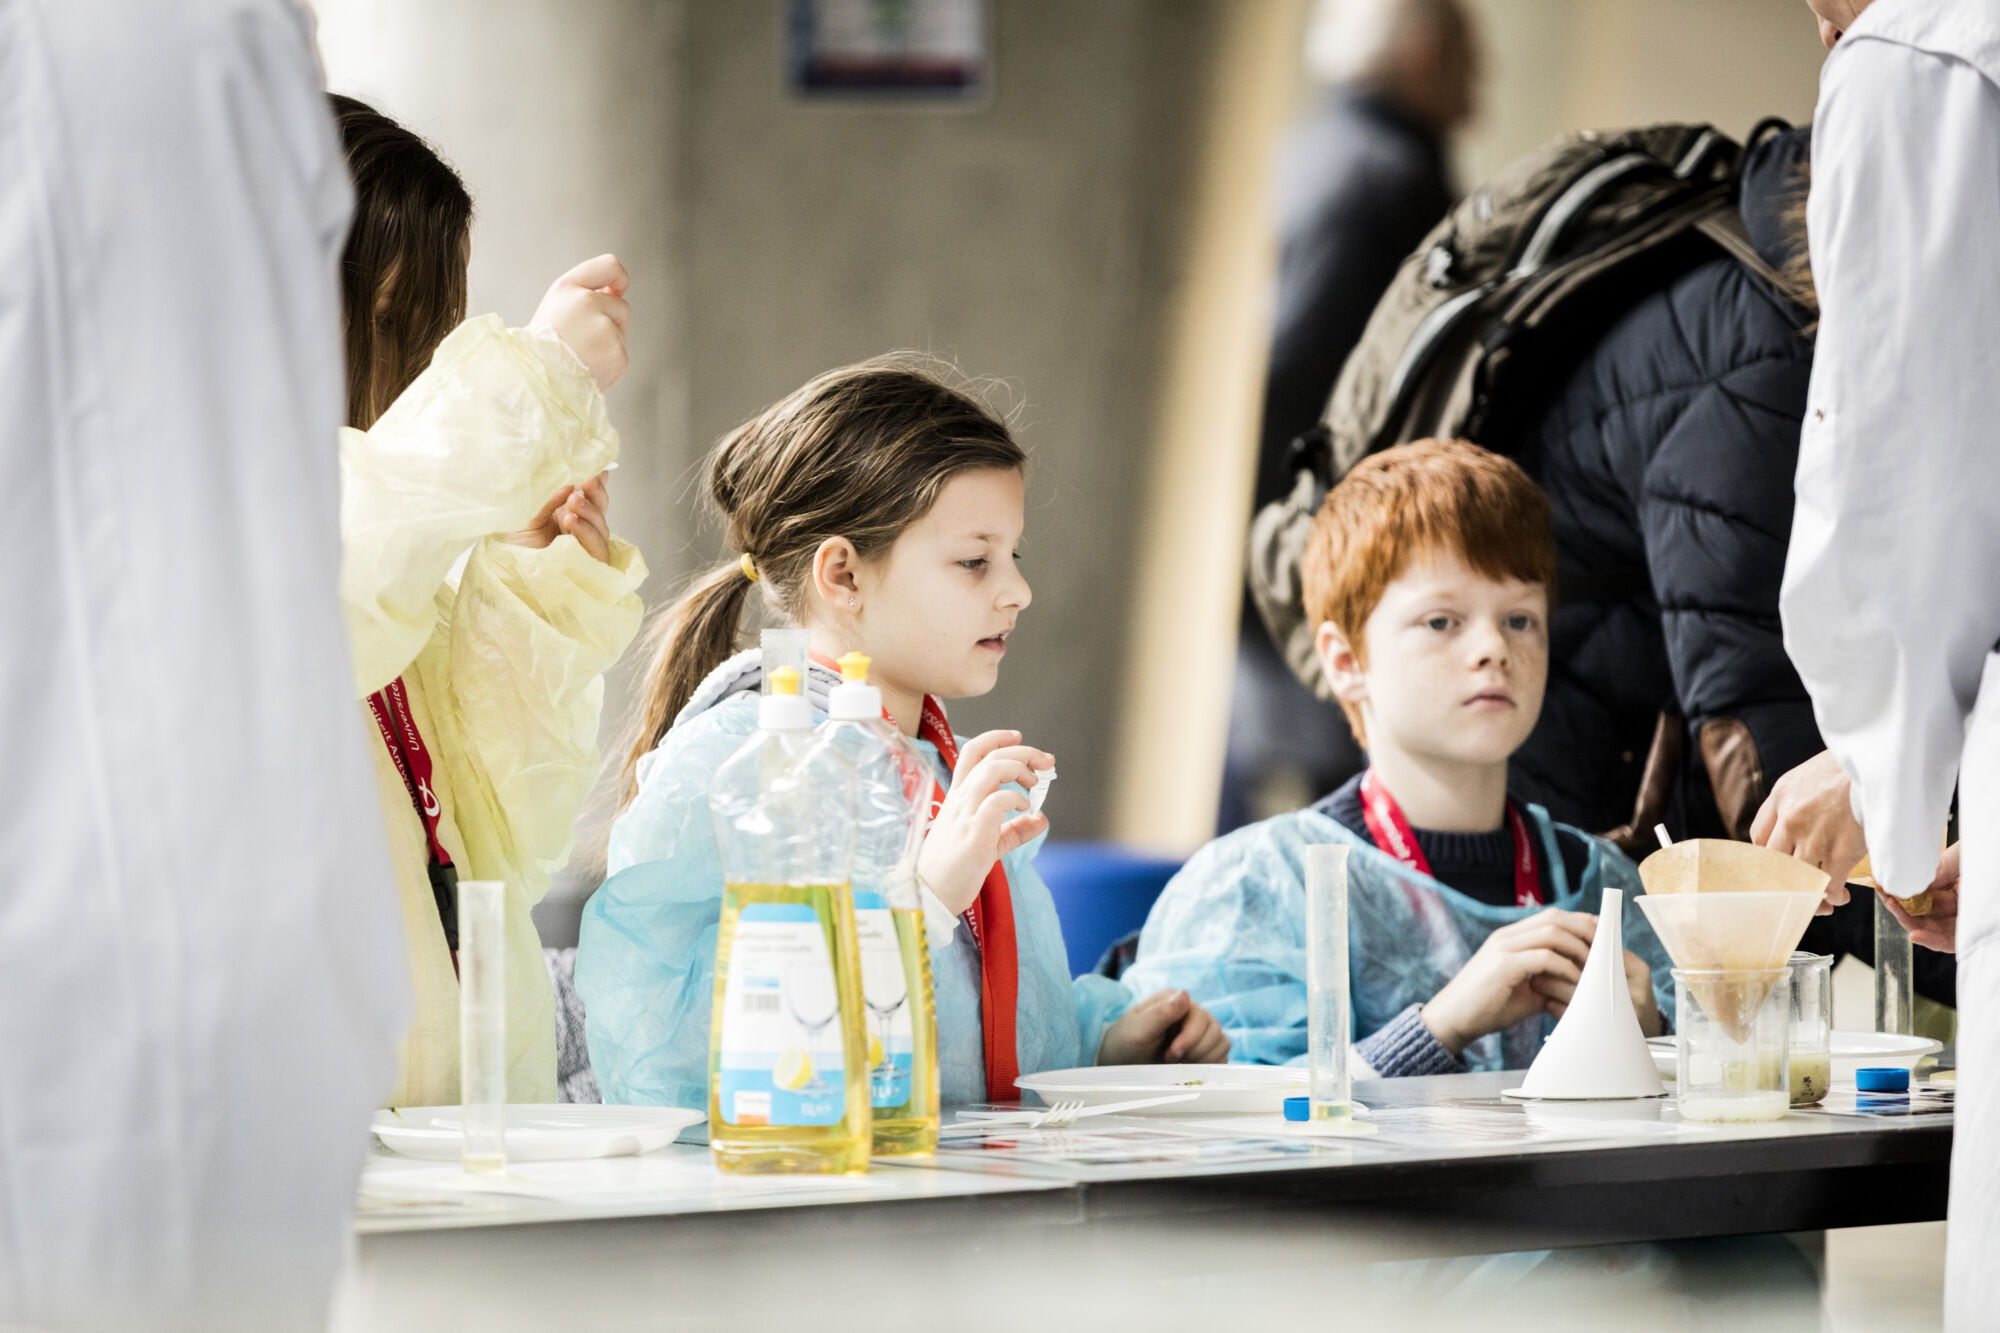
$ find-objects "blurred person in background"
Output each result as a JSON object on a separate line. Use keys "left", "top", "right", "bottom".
{"left": 1220, "top": 0, "right": 1479, "bottom": 833}
{"left": 0, "top": 1, "right": 406, "bottom": 1328}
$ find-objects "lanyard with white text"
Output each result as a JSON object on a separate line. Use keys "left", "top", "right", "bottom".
{"left": 367, "top": 677, "right": 461, "bottom": 952}
{"left": 1359, "top": 767, "right": 1542, "bottom": 908}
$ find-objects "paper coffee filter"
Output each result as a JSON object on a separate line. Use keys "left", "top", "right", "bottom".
{"left": 1636, "top": 839, "right": 1830, "bottom": 899}
{"left": 1634, "top": 891, "right": 1820, "bottom": 1041}
{"left": 1633, "top": 890, "right": 1819, "bottom": 972}
{"left": 1851, "top": 853, "right": 1936, "bottom": 917}
{"left": 1678, "top": 965, "right": 1790, "bottom": 1046}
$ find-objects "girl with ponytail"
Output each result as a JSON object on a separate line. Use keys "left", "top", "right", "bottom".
{"left": 578, "top": 358, "right": 1227, "bottom": 1110}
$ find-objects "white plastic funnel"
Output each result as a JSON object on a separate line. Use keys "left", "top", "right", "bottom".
{"left": 1512, "top": 889, "right": 1664, "bottom": 1100}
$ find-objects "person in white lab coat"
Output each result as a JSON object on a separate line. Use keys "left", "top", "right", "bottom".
{"left": 0, "top": 2, "right": 406, "bottom": 1330}
{"left": 1759, "top": 1, "right": 2000, "bottom": 1325}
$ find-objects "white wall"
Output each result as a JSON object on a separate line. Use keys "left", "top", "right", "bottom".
{"left": 1460, "top": 0, "right": 1824, "bottom": 182}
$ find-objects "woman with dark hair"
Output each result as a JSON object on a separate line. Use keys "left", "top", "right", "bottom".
{"left": 330, "top": 95, "right": 649, "bottom": 1106}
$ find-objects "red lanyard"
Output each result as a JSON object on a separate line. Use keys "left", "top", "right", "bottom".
{"left": 367, "top": 677, "right": 461, "bottom": 955}
{"left": 367, "top": 678, "right": 453, "bottom": 869}
{"left": 1359, "top": 767, "right": 1542, "bottom": 908}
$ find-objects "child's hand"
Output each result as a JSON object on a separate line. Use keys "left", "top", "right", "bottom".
{"left": 504, "top": 473, "right": 613, "bottom": 562}
{"left": 1096, "top": 989, "right": 1231, "bottom": 1065}
{"left": 917, "top": 730, "right": 1051, "bottom": 918}
{"left": 1418, "top": 908, "right": 1595, "bottom": 1057}
{"left": 530, "top": 254, "right": 631, "bottom": 391}
{"left": 1532, "top": 947, "right": 1666, "bottom": 1037}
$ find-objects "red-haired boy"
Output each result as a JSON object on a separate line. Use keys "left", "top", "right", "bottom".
{"left": 1127, "top": 439, "right": 1673, "bottom": 1072}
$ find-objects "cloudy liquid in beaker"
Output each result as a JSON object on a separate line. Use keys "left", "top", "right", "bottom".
{"left": 1791, "top": 1051, "right": 1832, "bottom": 1106}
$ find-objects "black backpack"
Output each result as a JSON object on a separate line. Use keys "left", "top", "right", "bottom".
{"left": 1247, "top": 120, "right": 1790, "bottom": 700}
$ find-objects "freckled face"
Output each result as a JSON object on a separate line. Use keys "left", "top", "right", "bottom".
{"left": 1344, "top": 553, "right": 1549, "bottom": 766}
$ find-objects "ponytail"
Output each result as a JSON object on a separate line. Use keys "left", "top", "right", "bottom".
{"left": 616, "top": 560, "right": 756, "bottom": 807}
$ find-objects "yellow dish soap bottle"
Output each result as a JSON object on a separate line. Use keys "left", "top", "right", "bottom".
{"left": 818, "top": 652, "right": 940, "bottom": 1155}
{"left": 706, "top": 663, "right": 870, "bottom": 1173}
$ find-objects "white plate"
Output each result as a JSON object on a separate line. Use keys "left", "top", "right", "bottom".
{"left": 1646, "top": 1031, "right": 1942, "bottom": 1085}
{"left": 1015, "top": 1064, "right": 1308, "bottom": 1115}
{"left": 372, "top": 1104, "right": 704, "bottom": 1161}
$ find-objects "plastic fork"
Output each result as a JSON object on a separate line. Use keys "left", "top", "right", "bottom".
{"left": 940, "top": 1092, "right": 1198, "bottom": 1135}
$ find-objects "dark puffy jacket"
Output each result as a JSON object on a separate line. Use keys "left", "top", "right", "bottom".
{"left": 1490, "top": 126, "right": 1819, "bottom": 845}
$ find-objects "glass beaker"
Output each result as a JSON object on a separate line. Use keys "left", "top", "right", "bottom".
{"left": 1672, "top": 967, "right": 1790, "bottom": 1122}
{"left": 1786, "top": 952, "right": 1833, "bottom": 1106}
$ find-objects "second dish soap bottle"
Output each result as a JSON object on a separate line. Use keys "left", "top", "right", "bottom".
{"left": 818, "top": 652, "right": 940, "bottom": 1154}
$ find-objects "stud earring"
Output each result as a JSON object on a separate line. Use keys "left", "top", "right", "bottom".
{"left": 849, "top": 597, "right": 858, "bottom": 607}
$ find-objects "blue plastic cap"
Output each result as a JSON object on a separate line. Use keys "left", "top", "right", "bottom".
{"left": 1283, "top": 1096, "right": 1310, "bottom": 1122}
{"left": 1855, "top": 1067, "right": 1910, "bottom": 1093}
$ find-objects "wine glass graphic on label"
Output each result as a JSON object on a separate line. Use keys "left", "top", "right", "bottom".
{"left": 861, "top": 947, "right": 909, "bottom": 1092}
{"left": 784, "top": 962, "right": 840, "bottom": 1097}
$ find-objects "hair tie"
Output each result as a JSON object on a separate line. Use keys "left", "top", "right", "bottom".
{"left": 739, "top": 553, "right": 761, "bottom": 583}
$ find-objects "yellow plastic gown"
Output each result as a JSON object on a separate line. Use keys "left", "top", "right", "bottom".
{"left": 341, "top": 314, "right": 647, "bottom": 1106}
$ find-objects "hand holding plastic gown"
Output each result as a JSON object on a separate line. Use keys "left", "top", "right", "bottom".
{"left": 342, "top": 315, "right": 648, "bottom": 1106}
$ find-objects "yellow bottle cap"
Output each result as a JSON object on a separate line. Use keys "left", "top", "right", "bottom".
{"left": 837, "top": 651, "right": 872, "bottom": 684}
{"left": 767, "top": 665, "right": 802, "bottom": 697}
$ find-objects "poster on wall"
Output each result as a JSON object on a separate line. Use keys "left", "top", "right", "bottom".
{"left": 788, "top": 0, "right": 990, "bottom": 101}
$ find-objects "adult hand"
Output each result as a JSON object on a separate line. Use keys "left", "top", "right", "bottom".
{"left": 917, "top": 730, "right": 1051, "bottom": 917}
{"left": 1096, "top": 989, "right": 1231, "bottom": 1065}
{"left": 1418, "top": 908, "right": 1594, "bottom": 1057}
{"left": 503, "top": 473, "right": 612, "bottom": 562}
{"left": 1750, "top": 748, "right": 1867, "bottom": 913}
{"left": 530, "top": 254, "right": 631, "bottom": 391}
{"left": 1533, "top": 948, "right": 1666, "bottom": 1037}
{"left": 1879, "top": 842, "right": 1961, "bottom": 953}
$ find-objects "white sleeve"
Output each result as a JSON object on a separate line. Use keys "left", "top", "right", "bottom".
{"left": 1782, "top": 40, "right": 2000, "bottom": 898}
{"left": 920, "top": 882, "right": 960, "bottom": 949}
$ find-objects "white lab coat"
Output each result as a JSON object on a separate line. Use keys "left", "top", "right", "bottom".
{"left": 1780, "top": 3, "right": 2000, "bottom": 1326}
{"left": 0, "top": 2, "right": 407, "bottom": 1330}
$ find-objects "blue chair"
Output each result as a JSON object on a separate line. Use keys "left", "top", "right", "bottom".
{"left": 1034, "top": 841, "right": 1183, "bottom": 978}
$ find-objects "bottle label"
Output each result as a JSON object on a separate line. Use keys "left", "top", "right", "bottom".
{"left": 854, "top": 891, "right": 914, "bottom": 1109}
{"left": 717, "top": 903, "right": 846, "bottom": 1126}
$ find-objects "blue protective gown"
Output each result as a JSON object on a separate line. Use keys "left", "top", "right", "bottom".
{"left": 578, "top": 687, "right": 1133, "bottom": 1108}
{"left": 1122, "top": 804, "right": 1675, "bottom": 1071}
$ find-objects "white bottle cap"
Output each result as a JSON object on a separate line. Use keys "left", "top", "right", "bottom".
{"left": 759, "top": 693, "right": 811, "bottom": 730}
{"left": 760, "top": 665, "right": 811, "bottom": 730}
{"left": 828, "top": 680, "right": 883, "bottom": 721}
{"left": 827, "top": 650, "right": 882, "bottom": 722}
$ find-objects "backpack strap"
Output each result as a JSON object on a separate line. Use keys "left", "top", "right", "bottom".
{"left": 1692, "top": 208, "right": 1788, "bottom": 293}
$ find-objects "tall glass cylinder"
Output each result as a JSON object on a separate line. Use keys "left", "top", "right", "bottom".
{"left": 458, "top": 879, "right": 507, "bottom": 1174}
{"left": 1873, "top": 892, "right": 1915, "bottom": 1036}
{"left": 1305, "top": 844, "right": 1352, "bottom": 1121}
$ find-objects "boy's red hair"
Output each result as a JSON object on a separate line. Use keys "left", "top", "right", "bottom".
{"left": 1301, "top": 438, "right": 1557, "bottom": 738}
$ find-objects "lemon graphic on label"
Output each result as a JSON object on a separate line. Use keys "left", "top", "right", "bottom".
{"left": 867, "top": 1032, "right": 884, "bottom": 1068}
{"left": 774, "top": 1047, "right": 814, "bottom": 1091}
